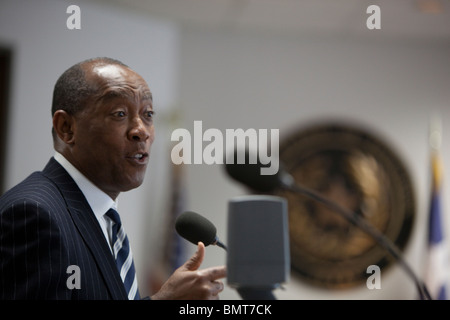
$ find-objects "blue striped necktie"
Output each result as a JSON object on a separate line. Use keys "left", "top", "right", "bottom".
{"left": 105, "top": 208, "right": 140, "bottom": 300}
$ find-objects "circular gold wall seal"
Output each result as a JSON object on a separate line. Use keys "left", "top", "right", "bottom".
{"left": 275, "top": 123, "right": 415, "bottom": 289}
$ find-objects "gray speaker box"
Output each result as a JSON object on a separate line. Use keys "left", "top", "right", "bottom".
{"left": 227, "top": 195, "right": 290, "bottom": 290}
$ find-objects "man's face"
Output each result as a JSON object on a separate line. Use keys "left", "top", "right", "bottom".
{"left": 70, "top": 63, "right": 155, "bottom": 199}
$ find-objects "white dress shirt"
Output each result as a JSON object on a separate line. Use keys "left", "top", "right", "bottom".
{"left": 54, "top": 152, "right": 116, "bottom": 252}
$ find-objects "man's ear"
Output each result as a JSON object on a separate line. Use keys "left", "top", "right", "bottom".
{"left": 52, "top": 110, "right": 76, "bottom": 144}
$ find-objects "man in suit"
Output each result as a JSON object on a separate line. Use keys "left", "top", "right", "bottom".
{"left": 0, "top": 57, "right": 226, "bottom": 300}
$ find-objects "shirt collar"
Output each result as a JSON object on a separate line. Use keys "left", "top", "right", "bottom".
{"left": 54, "top": 152, "right": 117, "bottom": 219}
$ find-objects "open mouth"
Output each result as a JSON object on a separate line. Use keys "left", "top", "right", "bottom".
{"left": 127, "top": 152, "right": 149, "bottom": 164}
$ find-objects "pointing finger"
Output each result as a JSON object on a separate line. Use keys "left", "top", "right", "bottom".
{"left": 198, "top": 265, "right": 227, "bottom": 281}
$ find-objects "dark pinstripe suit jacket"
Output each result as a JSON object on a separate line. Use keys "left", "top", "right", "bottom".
{"left": 0, "top": 158, "right": 128, "bottom": 299}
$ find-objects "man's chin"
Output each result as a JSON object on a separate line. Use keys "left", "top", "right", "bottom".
{"left": 121, "top": 177, "right": 146, "bottom": 192}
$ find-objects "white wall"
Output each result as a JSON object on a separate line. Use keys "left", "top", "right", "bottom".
{"left": 0, "top": 0, "right": 180, "bottom": 298}
{"left": 177, "top": 27, "right": 450, "bottom": 299}
{"left": 1, "top": 0, "right": 450, "bottom": 300}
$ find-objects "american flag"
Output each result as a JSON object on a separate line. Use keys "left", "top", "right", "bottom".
{"left": 423, "top": 119, "right": 449, "bottom": 300}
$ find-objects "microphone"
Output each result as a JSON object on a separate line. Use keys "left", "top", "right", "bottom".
{"left": 224, "top": 150, "right": 432, "bottom": 300}
{"left": 175, "top": 211, "right": 227, "bottom": 250}
{"left": 225, "top": 154, "right": 295, "bottom": 192}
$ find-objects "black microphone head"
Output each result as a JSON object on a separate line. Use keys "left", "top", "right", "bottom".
{"left": 175, "top": 211, "right": 217, "bottom": 246}
{"left": 224, "top": 149, "right": 283, "bottom": 192}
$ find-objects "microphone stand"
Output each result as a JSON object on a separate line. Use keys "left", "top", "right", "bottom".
{"left": 280, "top": 176, "right": 432, "bottom": 300}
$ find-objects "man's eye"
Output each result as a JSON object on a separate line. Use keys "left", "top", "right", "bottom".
{"left": 114, "top": 111, "right": 126, "bottom": 117}
{"left": 145, "top": 110, "right": 154, "bottom": 118}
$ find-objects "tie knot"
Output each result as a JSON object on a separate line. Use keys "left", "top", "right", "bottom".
{"left": 105, "top": 208, "right": 121, "bottom": 225}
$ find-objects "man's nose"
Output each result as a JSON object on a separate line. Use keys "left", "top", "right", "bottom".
{"left": 128, "top": 117, "right": 150, "bottom": 142}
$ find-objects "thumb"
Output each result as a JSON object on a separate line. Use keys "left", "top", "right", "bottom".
{"left": 183, "top": 242, "right": 205, "bottom": 271}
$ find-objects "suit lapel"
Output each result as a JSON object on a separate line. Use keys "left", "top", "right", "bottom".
{"left": 42, "top": 158, "right": 128, "bottom": 300}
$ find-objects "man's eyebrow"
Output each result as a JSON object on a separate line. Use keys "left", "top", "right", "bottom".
{"left": 141, "top": 91, "right": 153, "bottom": 102}
{"left": 97, "top": 89, "right": 153, "bottom": 103}
{"left": 97, "top": 89, "right": 129, "bottom": 102}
